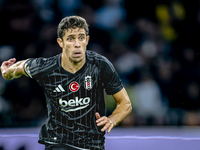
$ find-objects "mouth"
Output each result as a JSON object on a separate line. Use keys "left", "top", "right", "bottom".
{"left": 72, "top": 51, "right": 82, "bottom": 57}
{"left": 74, "top": 51, "right": 81, "bottom": 54}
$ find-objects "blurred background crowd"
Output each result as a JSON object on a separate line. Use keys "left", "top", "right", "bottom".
{"left": 0, "top": 0, "right": 200, "bottom": 127}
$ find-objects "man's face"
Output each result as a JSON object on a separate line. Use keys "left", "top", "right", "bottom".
{"left": 57, "top": 28, "right": 89, "bottom": 64}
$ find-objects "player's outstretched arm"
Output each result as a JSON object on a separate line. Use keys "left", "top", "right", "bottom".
{"left": 96, "top": 88, "right": 132, "bottom": 133}
{"left": 0, "top": 58, "right": 28, "bottom": 80}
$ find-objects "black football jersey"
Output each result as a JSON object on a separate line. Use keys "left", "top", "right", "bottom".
{"left": 24, "top": 50, "right": 123, "bottom": 150}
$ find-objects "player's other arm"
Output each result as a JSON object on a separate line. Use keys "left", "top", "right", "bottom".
{"left": 0, "top": 58, "right": 28, "bottom": 80}
{"left": 109, "top": 88, "right": 132, "bottom": 126}
{"left": 96, "top": 88, "right": 132, "bottom": 133}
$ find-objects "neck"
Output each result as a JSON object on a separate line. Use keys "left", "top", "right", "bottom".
{"left": 61, "top": 53, "right": 85, "bottom": 74}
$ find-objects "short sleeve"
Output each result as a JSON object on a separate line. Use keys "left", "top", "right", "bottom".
{"left": 101, "top": 57, "right": 123, "bottom": 95}
{"left": 23, "top": 58, "right": 47, "bottom": 80}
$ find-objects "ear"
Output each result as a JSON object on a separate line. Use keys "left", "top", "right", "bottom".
{"left": 86, "top": 36, "right": 90, "bottom": 46}
{"left": 57, "top": 38, "right": 64, "bottom": 48}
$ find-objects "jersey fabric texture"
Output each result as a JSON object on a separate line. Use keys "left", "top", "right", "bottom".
{"left": 24, "top": 50, "right": 123, "bottom": 150}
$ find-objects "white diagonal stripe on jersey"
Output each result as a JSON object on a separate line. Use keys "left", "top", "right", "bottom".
{"left": 53, "top": 84, "right": 65, "bottom": 92}
{"left": 58, "top": 84, "right": 65, "bottom": 92}
{"left": 61, "top": 104, "right": 89, "bottom": 113}
{"left": 56, "top": 87, "right": 61, "bottom": 92}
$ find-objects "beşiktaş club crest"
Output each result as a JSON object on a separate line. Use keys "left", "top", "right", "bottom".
{"left": 84, "top": 76, "right": 93, "bottom": 90}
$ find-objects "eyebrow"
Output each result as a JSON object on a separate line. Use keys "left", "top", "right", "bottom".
{"left": 67, "top": 33, "right": 86, "bottom": 37}
{"left": 78, "top": 33, "right": 85, "bottom": 36}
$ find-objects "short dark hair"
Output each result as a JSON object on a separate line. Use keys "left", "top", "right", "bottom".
{"left": 57, "top": 16, "right": 89, "bottom": 39}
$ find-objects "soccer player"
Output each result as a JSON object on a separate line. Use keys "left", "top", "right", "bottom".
{"left": 0, "top": 16, "right": 132, "bottom": 150}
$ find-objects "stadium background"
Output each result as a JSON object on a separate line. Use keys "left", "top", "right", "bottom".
{"left": 0, "top": 0, "right": 200, "bottom": 134}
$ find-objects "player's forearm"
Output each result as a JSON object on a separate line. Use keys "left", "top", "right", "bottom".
{"left": 2, "top": 67, "right": 19, "bottom": 80}
{"left": 1, "top": 61, "right": 25, "bottom": 80}
{"left": 108, "top": 99, "right": 132, "bottom": 127}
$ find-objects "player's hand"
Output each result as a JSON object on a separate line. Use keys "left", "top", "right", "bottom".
{"left": 95, "top": 112, "right": 114, "bottom": 134}
{"left": 0, "top": 58, "right": 16, "bottom": 73}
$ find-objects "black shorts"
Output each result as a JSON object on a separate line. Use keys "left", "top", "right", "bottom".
{"left": 44, "top": 143, "right": 89, "bottom": 150}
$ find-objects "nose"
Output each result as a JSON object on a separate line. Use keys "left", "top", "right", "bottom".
{"left": 74, "top": 39, "right": 81, "bottom": 48}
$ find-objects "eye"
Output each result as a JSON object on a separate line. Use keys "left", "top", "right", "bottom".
{"left": 79, "top": 36, "right": 85, "bottom": 41}
{"left": 67, "top": 37, "right": 73, "bottom": 41}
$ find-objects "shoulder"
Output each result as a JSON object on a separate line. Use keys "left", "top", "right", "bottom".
{"left": 86, "top": 50, "right": 114, "bottom": 69}
{"left": 30, "top": 54, "right": 60, "bottom": 67}
{"left": 24, "top": 54, "right": 61, "bottom": 78}
{"left": 86, "top": 50, "right": 102, "bottom": 60}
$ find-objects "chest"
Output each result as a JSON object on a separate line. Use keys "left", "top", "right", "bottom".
{"left": 41, "top": 64, "right": 101, "bottom": 99}
{"left": 41, "top": 64, "right": 104, "bottom": 114}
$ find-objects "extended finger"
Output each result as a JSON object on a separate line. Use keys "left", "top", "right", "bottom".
{"left": 107, "top": 123, "right": 114, "bottom": 134}
{"left": 95, "top": 112, "right": 101, "bottom": 120}
{"left": 9, "top": 58, "right": 16, "bottom": 63}
{"left": 97, "top": 119, "right": 107, "bottom": 126}
{"left": 8, "top": 58, "right": 16, "bottom": 66}
{"left": 101, "top": 122, "right": 111, "bottom": 132}
{"left": 96, "top": 116, "right": 106, "bottom": 123}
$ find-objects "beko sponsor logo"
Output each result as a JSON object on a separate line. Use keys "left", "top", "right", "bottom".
{"left": 59, "top": 97, "right": 90, "bottom": 112}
